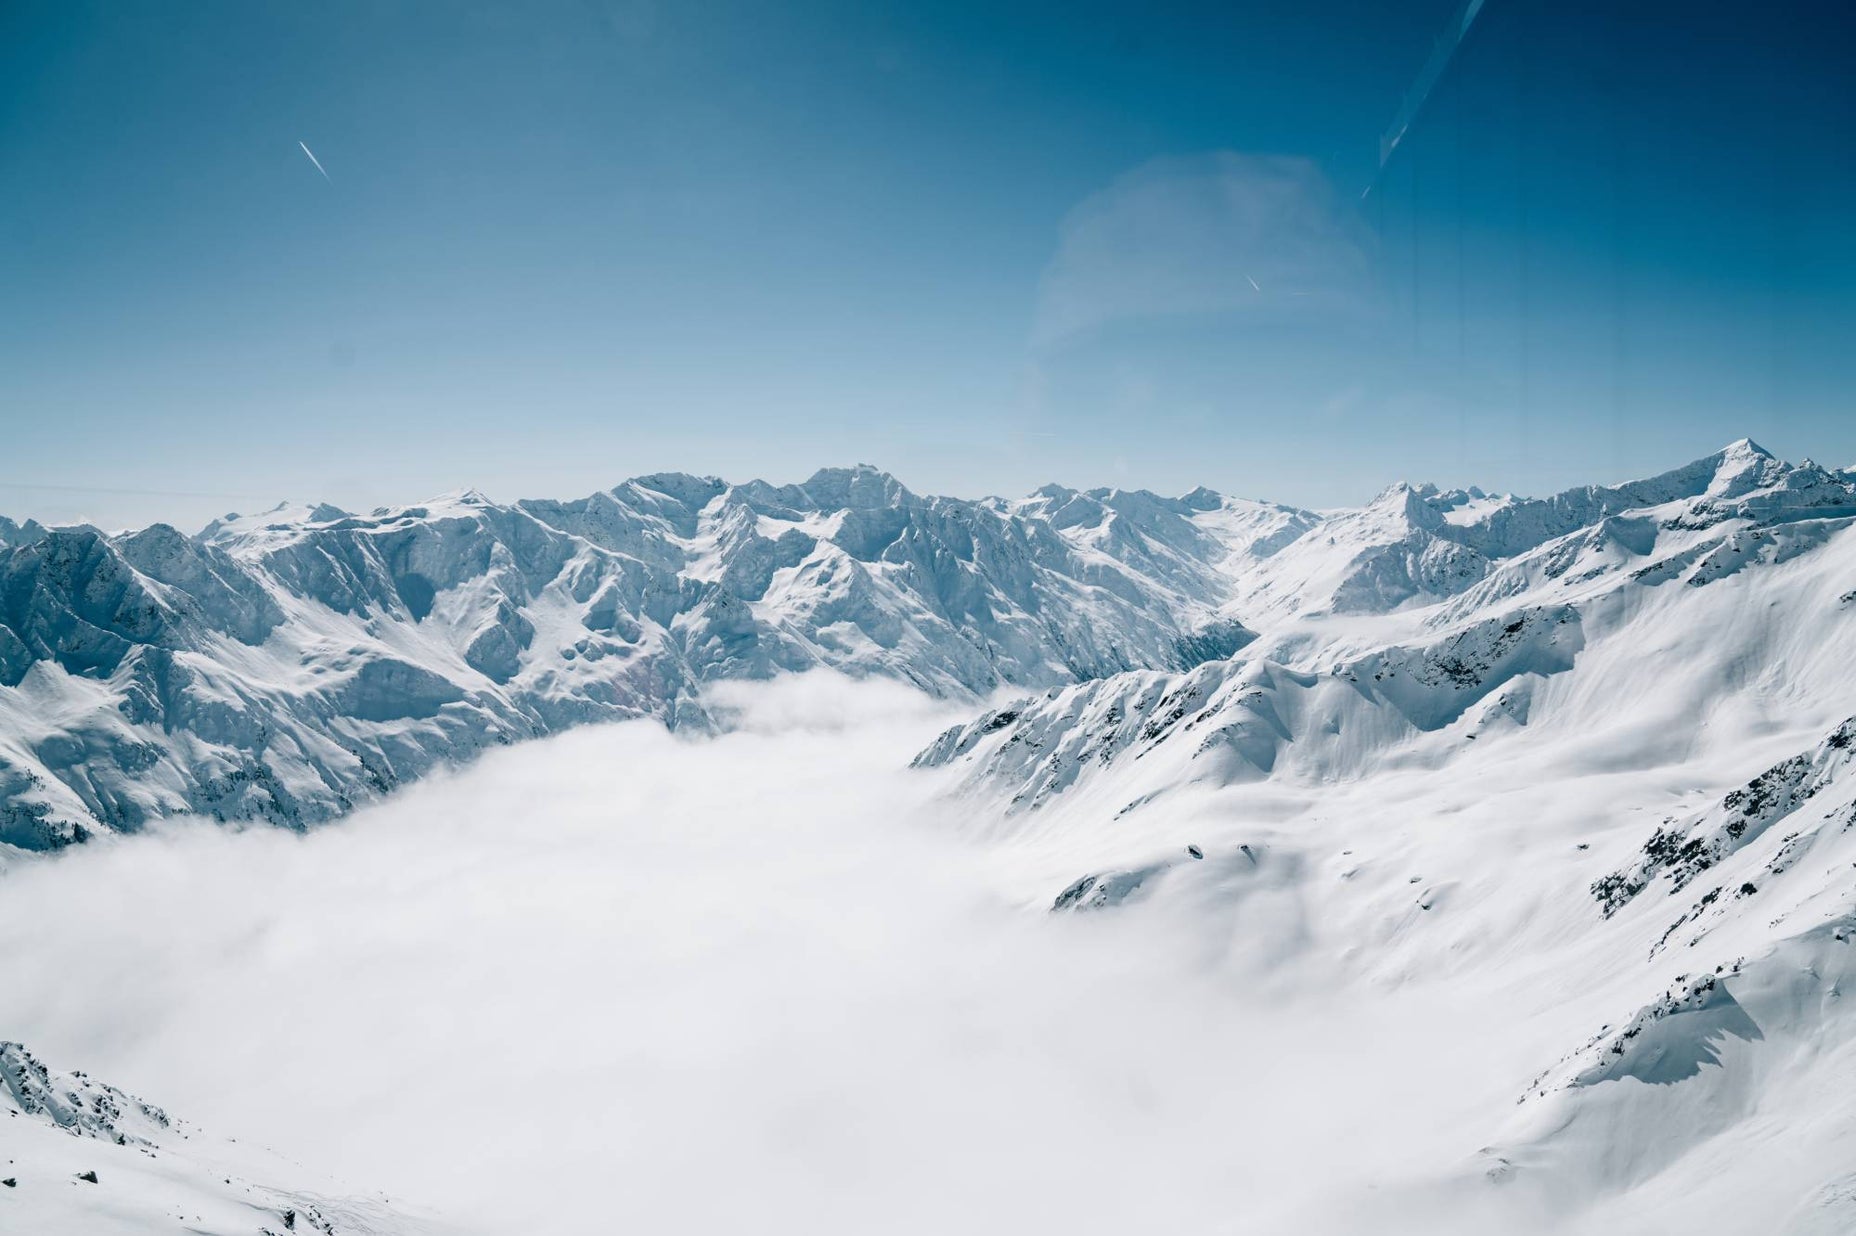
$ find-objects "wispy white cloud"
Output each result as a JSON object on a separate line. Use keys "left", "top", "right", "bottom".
{"left": 1032, "top": 152, "right": 1375, "bottom": 350}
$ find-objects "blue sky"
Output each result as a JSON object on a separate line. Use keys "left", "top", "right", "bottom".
{"left": 4, "top": 0, "right": 1854, "bottom": 528}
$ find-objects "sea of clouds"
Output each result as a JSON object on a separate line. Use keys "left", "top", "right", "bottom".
{"left": 0, "top": 673, "right": 1544, "bottom": 1234}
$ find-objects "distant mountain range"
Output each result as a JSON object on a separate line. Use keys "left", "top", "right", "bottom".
{"left": 2, "top": 441, "right": 1851, "bottom": 850}
{"left": 918, "top": 438, "right": 1856, "bottom": 811}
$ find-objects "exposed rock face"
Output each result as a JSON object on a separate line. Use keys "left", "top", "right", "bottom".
{"left": 1592, "top": 717, "right": 1856, "bottom": 917}
{"left": 0, "top": 1041, "right": 172, "bottom": 1147}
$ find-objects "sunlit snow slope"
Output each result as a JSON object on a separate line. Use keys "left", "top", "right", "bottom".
{"left": 914, "top": 439, "right": 1856, "bottom": 1230}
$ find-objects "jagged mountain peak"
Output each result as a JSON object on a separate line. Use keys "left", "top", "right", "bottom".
{"left": 790, "top": 463, "right": 917, "bottom": 510}
{"left": 1176, "top": 484, "right": 1225, "bottom": 512}
{"left": 615, "top": 472, "right": 728, "bottom": 509}
{"left": 1358, "top": 478, "right": 1449, "bottom": 528}
{"left": 1696, "top": 436, "right": 1784, "bottom": 495}
{"left": 0, "top": 515, "right": 48, "bottom": 547}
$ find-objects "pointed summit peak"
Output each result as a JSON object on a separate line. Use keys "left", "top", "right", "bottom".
{"left": 1706, "top": 437, "right": 1786, "bottom": 499}
{"left": 432, "top": 487, "right": 492, "bottom": 507}
{"left": 1721, "top": 437, "right": 1775, "bottom": 461}
{"left": 1361, "top": 480, "right": 1445, "bottom": 531}
{"left": 1364, "top": 479, "right": 1423, "bottom": 508}
{"left": 414, "top": 487, "right": 497, "bottom": 515}
{"left": 1177, "top": 485, "right": 1224, "bottom": 511}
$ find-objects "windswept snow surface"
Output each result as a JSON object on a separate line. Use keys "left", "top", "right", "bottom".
{"left": 4, "top": 441, "right": 1856, "bottom": 1232}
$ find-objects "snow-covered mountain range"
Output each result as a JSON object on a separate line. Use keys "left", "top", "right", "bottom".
{"left": 917, "top": 438, "right": 1856, "bottom": 809}
{"left": 5, "top": 440, "right": 1848, "bottom": 855}
{"left": 0, "top": 464, "right": 1290, "bottom": 847}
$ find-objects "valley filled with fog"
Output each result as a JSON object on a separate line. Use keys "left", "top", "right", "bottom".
{"left": 0, "top": 676, "right": 1526, "bottom": 1234}
{"left": 5, "top": 665, "right": 1856, "bottom": 1235}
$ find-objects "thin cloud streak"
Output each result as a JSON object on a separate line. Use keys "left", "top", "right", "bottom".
{"left": 298, "top": 140, "right": 330, "bottom": 181}
{"left": 1031, "top": 152, "right": 1377, "bottom": 350}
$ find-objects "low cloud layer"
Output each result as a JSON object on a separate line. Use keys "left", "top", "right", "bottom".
{"left": 0, "top": 674, "right": 1537, "bottom": 1234}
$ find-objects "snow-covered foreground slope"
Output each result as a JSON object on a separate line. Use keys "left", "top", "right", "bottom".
{"left": 0, "top": 1041, "right": 431, "bottom": 1235}
{"left": 0, "top": 466, "right": 1282, "bottom": 848}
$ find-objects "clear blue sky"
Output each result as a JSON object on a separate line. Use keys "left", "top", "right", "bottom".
{"left": 4, "top": 0, "right": 1854, "bottom": 529}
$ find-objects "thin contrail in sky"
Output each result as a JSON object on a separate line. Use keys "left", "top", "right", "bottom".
{"left": 1365, "top": 0, "right": 1489, "bottom": 198}
{"left": 298, "top": 141, "right": 331, "bottom": 181}
{"left": 1246, "top": 274, "right": 1262, "bottom": 292}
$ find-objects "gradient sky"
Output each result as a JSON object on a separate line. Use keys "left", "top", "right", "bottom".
{"left": 4, "top": 0, "right": 1854, "bottom": 529}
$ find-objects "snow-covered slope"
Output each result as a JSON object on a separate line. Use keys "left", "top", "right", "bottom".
{"left": 919, "top": 440, "right": 1856, "bottom": 809}
{"left": 0, "top": 1041, "right": 426, "bottom": 1235}
{"left": 914, "top": 438, "right": 1856, "bottom": 1228}
{"left": 0, "top": 466, "right": 1270, "bottom": 848}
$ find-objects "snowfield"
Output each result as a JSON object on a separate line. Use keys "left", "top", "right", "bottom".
{"left": 5, "top": 440, "right": 1856, "bottom": 1233}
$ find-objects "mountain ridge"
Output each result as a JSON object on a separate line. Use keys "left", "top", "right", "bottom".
{"left": 0, "top": 462, "right": 1277, "bottom": 847}
{"left": 4, "top": 442, "right": 1847, "bottom": 851}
